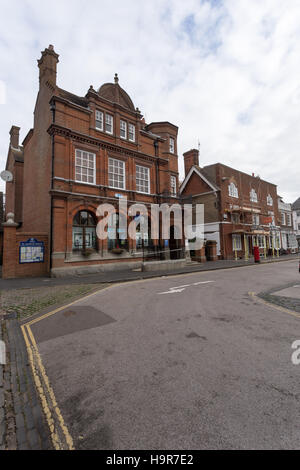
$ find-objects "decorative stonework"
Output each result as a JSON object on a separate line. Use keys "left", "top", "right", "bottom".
{"left": 3, "top": 213, "right": 18, "bottom": 227}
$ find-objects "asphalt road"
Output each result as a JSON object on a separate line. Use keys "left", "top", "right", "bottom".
{"left": 30, "top": 260, "right": 300, "bottom": 450}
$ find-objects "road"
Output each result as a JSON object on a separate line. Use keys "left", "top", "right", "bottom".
{"left": 25, "top": 260, "right": 300, "bottom": 450}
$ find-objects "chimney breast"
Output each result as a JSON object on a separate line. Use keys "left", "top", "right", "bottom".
{"left": 183, "top": 149, "right": 199, "bottom": 177}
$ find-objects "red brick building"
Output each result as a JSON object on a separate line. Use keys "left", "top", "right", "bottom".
{"left": 0, "top": 191, "right": 4, "bottom": 265}
{"left": 3, "top": 45, "right": 182, "bottom": 278}
{"left": 180, "top": 149, "right": 281, "bottom": 260}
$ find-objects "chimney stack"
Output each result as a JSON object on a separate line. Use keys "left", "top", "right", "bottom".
{"left": 183, "top": 149, "right": 199, "bottom": 176}
{"left": 37, "top": 44, "right": 59, "bottom": 87}
{"left": 9, "top": 126, "right": 20, "bottom": 149}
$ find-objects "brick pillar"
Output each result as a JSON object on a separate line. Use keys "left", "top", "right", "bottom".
{"left": 206, "top": 241, "right": 218, "bottom": 261}
{"left": 2, "top": 213, "right": 18, "bottom": 279}
{"left": 194, "top": 246, "right": 206, "bottom": 263}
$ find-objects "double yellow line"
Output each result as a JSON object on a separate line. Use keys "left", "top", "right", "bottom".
{"left": 21, "top": 323, "right": 74, "bottom": 450}
{"left": 19, "top": 284, "right": 118, "bottom": 451}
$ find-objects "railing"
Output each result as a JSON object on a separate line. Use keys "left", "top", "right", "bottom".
{"left": 135, "top": 242, "right": 186, "bottom": 262}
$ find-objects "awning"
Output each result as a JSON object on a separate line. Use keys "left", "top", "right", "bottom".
{"left": 232, "top": 229, "right": 248, "bottom": 234}
{"left": 226, "top": 207, "right": 261, "bottom": 214}
{"left": 232, "top": 230, "right": 270, "bottom": 236}
{"left": 252, "top": 230, "right": 270, "bottom": 235}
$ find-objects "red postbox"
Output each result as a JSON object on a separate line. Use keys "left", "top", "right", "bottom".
{"left": 254, "top": 246, "right": 260, "bottom": 263}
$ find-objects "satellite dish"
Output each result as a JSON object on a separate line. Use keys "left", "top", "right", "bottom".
{"left": 0, "top": 171, "right": 13, "bottom": 182}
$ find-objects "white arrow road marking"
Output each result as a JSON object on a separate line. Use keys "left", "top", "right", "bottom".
{"left": 158, "top": 281, "right": 215, "bottom": 295}
{"left": 158, "top": 288, "right": 186, "bottom": 295}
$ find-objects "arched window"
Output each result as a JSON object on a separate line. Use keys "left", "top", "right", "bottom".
{"left": 228, "top": 182, "right": 238, "bottom": 198}
{"left": 72, "top": 211, "right": 97, "bottom": 252}
{"left": 107, "top": 213, "right": 129, "bottom": 252}
{"left": 250, "top": 189, "right": 258, "bottom": 203}
{"left": 267, "top": 194, "right": 273, "bottom": 206}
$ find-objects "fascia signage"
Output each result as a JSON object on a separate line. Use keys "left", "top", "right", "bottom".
{"left": 19, "top": 238, "right": 45, "bottom": 264}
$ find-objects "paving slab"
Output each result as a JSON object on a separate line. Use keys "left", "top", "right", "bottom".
{"left": 273, "top": 285, "right": 300, "bottom": 299}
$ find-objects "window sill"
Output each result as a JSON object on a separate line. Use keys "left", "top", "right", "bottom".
{"left": 75, "top": 179, "right": 97, "bottom": 187}
{"left": 136, "top": 190, "right": 151, "bottom": 196}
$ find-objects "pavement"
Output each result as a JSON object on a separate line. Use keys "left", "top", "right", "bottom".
{"left": 18, "top": 258, "right": 300, "bottom": 450}
{"left": 0, "top": 315, "right": 52, "bottom": 450}
{"left": 0, "top": 253, "right": 299, "bottom": 291}
{"left": 258, "top": 281, "right": 300, "bottom": 314}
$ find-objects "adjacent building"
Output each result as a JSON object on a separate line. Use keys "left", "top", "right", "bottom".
{"left": 277, "top": 197, "right": 298, "bottom": 253}
{"left": 3, "top": 45, "right": 183, "bottom": 278}
{"left": 180, "top": 149, "right": 281, "bottom": 260}
{"left": 292, "top": 197, "right": 300, "bottom": 249}
{"left": 0, "top": 192, "right": 4, "bottom": 265}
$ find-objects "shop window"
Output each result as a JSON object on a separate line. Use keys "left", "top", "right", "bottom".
{"left": 72, "top": 211, "right": 97, "bottom": 252}
{"left": 107, "top": 213, "right": 129, "bottom": 252}
{"left": 232, "top": 234, "right": 242, "bottom": 251}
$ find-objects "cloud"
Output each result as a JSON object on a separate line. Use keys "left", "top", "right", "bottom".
{"left": 0, "top": 0, "right": 299, "bottom": 203}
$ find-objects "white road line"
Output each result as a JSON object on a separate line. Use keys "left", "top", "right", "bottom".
{"left": 193, "top": 281, "right": 215, "bottom": 286}
{"left": 157, "top": 281, "right": 215, "bottom": 295}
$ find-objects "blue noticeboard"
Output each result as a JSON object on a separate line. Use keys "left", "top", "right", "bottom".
{"left": 19, "top": 238, "right": 45, "bottom": 264}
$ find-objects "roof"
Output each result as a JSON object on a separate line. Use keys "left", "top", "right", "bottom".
{"left": 58, "top": 88, "right": 89, "bottom": 108}
{"left": 179, "top": 165, "right": 220, "bottom": 195}
{"left": 58, "top": 75, "right": 136, "bottom": 112}
{"left": 203, "top": 162, "right": 277, "bottom": 187}
{"left": 292, "top": 197, "right": 300, "bottom": 211}
{"left": 5, "top": 145, "right": 24, "bottom": 171}
{"left": 98, "top": 75, "right": 135, "bottom": 111}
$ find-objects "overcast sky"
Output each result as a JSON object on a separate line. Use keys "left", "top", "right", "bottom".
{"left": 0, "top": 0, "right": 299, "bottom": 202}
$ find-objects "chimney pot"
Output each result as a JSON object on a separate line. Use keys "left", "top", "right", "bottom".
{"left": 9, "top": 126, "right": 20, "bottom": 148}
{"left": 38, "top": 45, "right": 59, "bottom": 87}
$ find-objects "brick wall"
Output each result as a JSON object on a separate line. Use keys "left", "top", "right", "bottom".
{"left": 2, "top": 227, "right": 49, "bottom": 279}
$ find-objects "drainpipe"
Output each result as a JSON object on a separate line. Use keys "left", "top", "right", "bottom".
{"left": 154, "top": 139, "right": 161, "bottom": 249}
{"left": 154, "top": 140, "right": 160, "bottom": 199}
{"left": 49, "top": 99, "right": 56, "bottom": 273}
